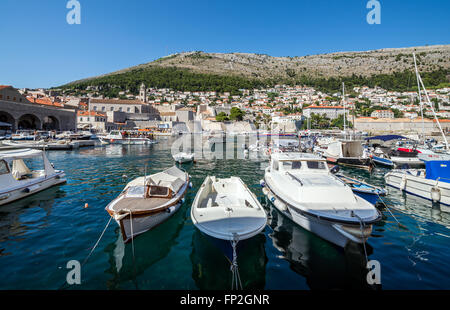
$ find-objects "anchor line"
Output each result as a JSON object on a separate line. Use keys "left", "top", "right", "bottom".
{"left": 376, "top": 193, "right": 402, "bottom": 227}
{"left": 352, "top": 212, "right": 369, "bottom": 266}
{"left": 230, "top": 234, "right": 242, "bottom": 290}
{"left": 82, "top": 216, "right": 113, "bottom": 267}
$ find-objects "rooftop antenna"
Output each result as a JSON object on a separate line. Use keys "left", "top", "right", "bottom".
{"left": 413, "top": 52, "right": 449, "bottom": 150}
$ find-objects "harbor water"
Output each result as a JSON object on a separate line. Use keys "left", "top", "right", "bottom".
{"left": 1, "top": 141, "right": 450, "bottom": 290}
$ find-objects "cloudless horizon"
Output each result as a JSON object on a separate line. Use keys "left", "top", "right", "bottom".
{"left": 1, "top": 0, "right": 449, "bottom": 89}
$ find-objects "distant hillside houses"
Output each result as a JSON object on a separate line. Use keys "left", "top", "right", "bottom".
{"left": 303, "top": 105, "right": 347, "bottom": 119}
{"left": 371, "top": 110, "right": 394, "bottom": 119}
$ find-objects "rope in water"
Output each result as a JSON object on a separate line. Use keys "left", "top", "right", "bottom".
{"left": 376, "top": 193, "right": 403, "bottom": 227}
{"left": 82, "top": 216, "right": 113, "bottom": 267}
{"left": 230, "top": 234, "right": 242, "bottom": 290}
{"left": 352, "top": 212, "right": 369, "bottom": 266}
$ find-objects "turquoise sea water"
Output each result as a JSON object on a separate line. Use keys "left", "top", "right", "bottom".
{"left": 0, "top": 141, "right": 449, "bottom": 290}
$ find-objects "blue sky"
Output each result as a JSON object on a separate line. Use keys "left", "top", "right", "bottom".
{"left": 0, "top": 0, "right": 449, "bottom": 89}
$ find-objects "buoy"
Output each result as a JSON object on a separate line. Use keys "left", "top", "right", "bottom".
{"left": 431, "top": 186, "right": 441, "bottom": 203}
{"left": 84, "top": 203, "right": 89, "bottom": 209}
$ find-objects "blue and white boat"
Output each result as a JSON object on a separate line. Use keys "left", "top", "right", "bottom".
{"left": 335, "top": 173, "right": 386, "bottom": 205}
{"left": 385, "top": 160, "right": 450, "bottom": 206}
{"left": 371, "top": 154, "right": 394, "bottom": 168}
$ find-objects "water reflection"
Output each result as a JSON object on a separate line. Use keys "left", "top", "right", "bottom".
{"left": 190, "top": 229, "right": 267, "bottom": 290}
{"left": 266, "top": 206, "right": 376, "bottom": 290}
{"left": 0, "top": 186, "right": 66, "bottom": 244}
{"left": 103, "top": 202, "right": 188, "bottom": 289}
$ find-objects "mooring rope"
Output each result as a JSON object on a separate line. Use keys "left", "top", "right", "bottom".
{"left": 352, "top": 212, "right": 369, "bottom": 266}
{"left": 376, "top": 193, "right": 404, "bottom": 228}
{"left": 230, "top": 234, "right": 243, "bottom": 290}
{"left": 82, "top": 216, "right": 113, "bottom": 267}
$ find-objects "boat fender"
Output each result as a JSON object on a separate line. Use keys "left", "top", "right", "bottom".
{"left": 260, "top": 180, "right": 265, "bottom": 187}
{"left": 181, "top": 198, "right": 185, "bottom": 204}
{"left": 189, "top": 182, "right": 193, "bottom": 189}
{"left": 400, "top": 175, "right": 407, "bottom": 191}
{"left": 431, "top": 186, "right": 441, "bottom": 203}
{"left": 270, "top": 197, "right": 275, "bottom": 203}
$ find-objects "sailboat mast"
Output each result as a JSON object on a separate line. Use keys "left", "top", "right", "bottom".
{"left": 342, "top": 82, "right": 346, "bottom": 139}
{"left": 413, "top": 53, "right": 449, "bottom": 150}
{"left": 413, "top": 53, "right": 425, "bottom": 143}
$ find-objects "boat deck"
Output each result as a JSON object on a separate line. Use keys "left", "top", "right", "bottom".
{"left": 110, "top": 196, "right": 171, "bottom": 213}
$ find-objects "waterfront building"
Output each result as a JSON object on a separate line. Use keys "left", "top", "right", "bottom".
{"left": 0, "top": 85, "right": 76, "bottom": 131}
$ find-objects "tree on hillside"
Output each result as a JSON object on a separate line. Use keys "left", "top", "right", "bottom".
{"left": 229, "top": 107, "right": 245, "bottom": 121}
{"left": 216, "top": 112, "right": 229, "bottom": 122}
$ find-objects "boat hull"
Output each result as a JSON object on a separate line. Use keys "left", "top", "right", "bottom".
{"left": 372, "top": 156, "right": 394, "bottom": 168}
{"left": 262, "top": 184, "right": 374, "bottom": 248}
{"left": 0, "top": 173, "right": 66, "bottom": 206}
{"left": 118, "top": 203, "right": 182, "bottom": 243}
{"left": 102, "top": 138, "right": 152, "bottom": 145}
{"left": 385, "top": 170, "right": 450, "bottom": 206}
{"left": 326, "top": 156, "right": 373, "bottom": 171}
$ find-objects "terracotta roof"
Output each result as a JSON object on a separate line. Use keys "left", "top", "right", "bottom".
{"left": 305, "top": 105, "right": 344, "bottom": 109}
{"left": 90, "top": 99, "right": 145, "bottom": 105}
{"left": 0, "top": 85, "right": 11, "bottom": 90}
{"left": 77, "top": 111, "right": 106, "bottom": 117}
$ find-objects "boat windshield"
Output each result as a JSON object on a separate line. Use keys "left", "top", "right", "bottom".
{"left": 282, "top": 161, "right": 302, "bottom": 170}
{"left": 126, "top": 186, "right": 146, "bottom": 197}
{"left": 306, "top": 161, "right": 327, "bottom": 170}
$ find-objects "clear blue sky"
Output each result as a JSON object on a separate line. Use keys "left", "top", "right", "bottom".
{"left": 1, "top": 0, "right": 449, "bottom": 89}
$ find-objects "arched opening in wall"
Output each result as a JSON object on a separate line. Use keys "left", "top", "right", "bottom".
{"left": 0, "top": 111, "right": 15, "bottom": 131}
{"left": 18, "top": 114, "right": 41, "bottom": 130}
{"left": 42, "top": 116, "right": 60, "bottom": 130}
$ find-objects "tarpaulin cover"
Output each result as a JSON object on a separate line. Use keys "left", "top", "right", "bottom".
{"left": 425, "top": 161, "right": 450, "bottom": 183}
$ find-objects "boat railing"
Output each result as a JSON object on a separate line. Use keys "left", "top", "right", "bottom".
{"left": 286, "top": 171, "right": 303, "bottom": 186}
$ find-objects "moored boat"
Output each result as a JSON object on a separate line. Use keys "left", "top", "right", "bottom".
{"left": 323, "top": 140, "right": 374, "bottom": 171}
{"left": 0, "top": 149, "right": 66, "bottom": 206}
{"left": 191, "top": 176, "right": 267, "bottom": 259}
{"left": 334, "top": 172, "right": 386, "bottom": 205}
{"left": 385, "top": 160, "right": 450, "bottom": 206}
{"left": 106, "top": 166, "right": 190, "bottom": 242}
{"left": 261, "top": 153, "right": 381, "bottom": 248}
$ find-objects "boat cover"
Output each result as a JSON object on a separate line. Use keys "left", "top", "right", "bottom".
{"left": 125, "top": 166, "right": 187, "bottom": 193}
{"left": 366, "top": 135, "right": 406, "bottom": 142}
{"left": 425, "top": 161, "right": 450, "bottom": 183}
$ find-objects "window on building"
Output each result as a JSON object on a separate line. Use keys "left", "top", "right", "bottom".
{"left": 79, "top": 117, "right": 83, "bottom": 122}
{"left": 102, "top": 106, "right": 105, "bottom": 111}
{"left": 127, "top": 107, "right": 130, "bottom": 112}
{"left": 119, "top": 107, "right": 122, "bottom": 112}
{"left": 0, "top": 95, "right": 2, "bottom": 99}
{"left": 93, "top": 106, "right": 97, "bottom": 111}
{"left": 110, "top": 107, "right": 114, "bottom": 111}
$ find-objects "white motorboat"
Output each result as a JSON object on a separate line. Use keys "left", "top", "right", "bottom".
{"left": 0, "top": 149, "right": 66, "bottom": 206}
{"left": 385, "top": 160, "right": 450, "bottom": 205}
{"left": 191, "top": 176, "right": 267, "bottom": 243}
{"left": 261, "top": 153, "right": 381, "bottom": 248}
{"left": 101, "top": 130, "right": 154, "bottom": 145}
{"left": 11, "top": 130, "right": 35, "bottom": 141}
{"left": 106, "top": 166, "right": 190, "bottom": 243}
{"left": 172, "top": 152, "right": 195, "bottom": 164}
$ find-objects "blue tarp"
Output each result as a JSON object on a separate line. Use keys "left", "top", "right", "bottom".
{"left": 366, "top": 135, "right": 406, "bottom": 142}
{"left": 426, "top": 161, "right": 450, "bottom": 183}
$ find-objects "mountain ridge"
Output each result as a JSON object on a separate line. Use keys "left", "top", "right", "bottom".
{"left": 66, "top": 44, "right": 450, "bottom": 86}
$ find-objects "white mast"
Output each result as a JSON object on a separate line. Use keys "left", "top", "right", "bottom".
{"left": 413, "top": 53, "right": 449, "bottom": 150}
{"left": 413, "top": 53, "right": 425, "bottom": 144}
{"left": 342, "top": 82, "right": 347, "bottom": 139}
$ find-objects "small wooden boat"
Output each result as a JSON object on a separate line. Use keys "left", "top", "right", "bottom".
{"left": 191, "top": 176, "right": 267, "bottom": 258}
{"left": 106, "top": 166, "right": 190, "bottom": 243}
{"left": 335, "top": 173, "right": 386, "bottom": 205}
